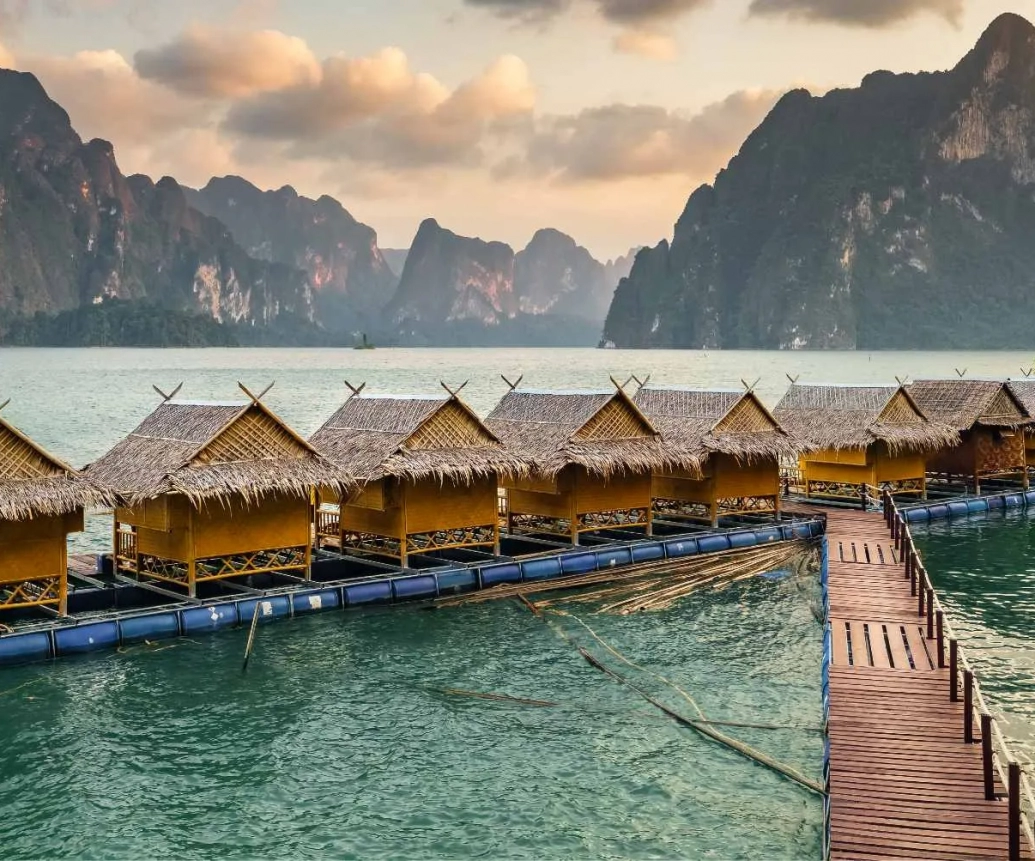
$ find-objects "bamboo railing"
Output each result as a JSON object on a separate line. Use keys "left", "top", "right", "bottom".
{"left": 883, "top": 488, "right": 1035, "bottom": 860}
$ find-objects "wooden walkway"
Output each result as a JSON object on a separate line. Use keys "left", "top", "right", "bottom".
{"left": 824, "top": 508, "right": 1028, "bottom": 860}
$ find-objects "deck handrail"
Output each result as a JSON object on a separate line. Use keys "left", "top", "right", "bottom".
{"left": 883, "top": 488, "right": 1035, "bottom": 859}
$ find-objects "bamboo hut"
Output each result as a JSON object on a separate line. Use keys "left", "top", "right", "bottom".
{"left": 85, "top": 383, "right": 353, "bottom": 597}
{"left": 0, "top": 402, "right": 108, "bottom": 616}
{"left": 485, "top": 379, "right": 700, "bottom": 543}
{"left": 1007, "top": 379, "right": 1035, "bottom": 474}
{"left": 908, "top": 379, "right": 1032, "bottom": 493}
{"left": 774, "top": 383, "right": 958, "bottom": 501}
{"left": 309, "top": 382, "right": 529, "bottom": 565}
{"left": 634, "top": 385, "right": 798, "bottom": 525}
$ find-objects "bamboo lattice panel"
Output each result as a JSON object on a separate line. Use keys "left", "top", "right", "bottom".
{"left": 878, "top": 390, "right": 924, "bottom": 425}
{"left": 195, "top": 407, "right": 306, "bottom": 464}
{"left": 0, "top": 425, "right": 62, "bottom": 480}
{"left": 407, "top": 401, "right": 496, "bottom": 450}
{"left": 713, "top": 396, "right": 777, "bottom": 435}
{"left": 575, "top": 399, "right": 652, "bottom": 441}
{"left": 982, "top": 386, "right": 1026, "bottom": 425}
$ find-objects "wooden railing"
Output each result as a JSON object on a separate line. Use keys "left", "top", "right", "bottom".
{"left": 883, "top": 488, "right": 1035, "bottom": 860}
{"left": 115, "top": 525, "right": 137, "bottom": 572}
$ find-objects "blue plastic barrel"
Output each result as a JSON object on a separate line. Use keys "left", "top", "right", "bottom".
{"left": 698, "top": 535, "right": 732, "bottom": 554}
{"left": 559, "top": 552, "right": 597, "bottom": 576}
{"left": 293, "top": 589, "right": 342, "bottom": 613}
{"left": 520, "top": 558, "right": 561, "bottom": 582}
{"left": 119, "top": 611, "right": 181, "bottom": 644}
{"left": 54, "top": 621, "right": 120, "bottom": 656}
{"left": 948, "top": 501, "right": 969, "bottom": 518}
{"left": 988, "top": 495, "right": 1006, "bottom": 510}
{"left": 343, "top": 580, "right": 392, "bottom": 606}
{"left": 1005, "top": 494, "right": 1024, "bottom": 508}
{"left": 435, "top": 568, "right": 478, "bottom": 595}
{"left": 596, "top": 547, "right": 632, "bottom": 569}
{"left": 790, "top": 523, "right": 814, "bottom": 539}
{"left": 1025, "top": 490, "right": 1035, "bottom": 506}
{"left": 966, "top": 499, "right": 988, "bottom": 514}
{"left": 0, "top": 632, "right": 52, "bottom": 665}
{"left": 905, "top": 507, "right": 930, "bottom": 523}
{"left": 729, "top": 531, "right": 759, "bottom": 549}
{"left": 809, "top": 520, "right": 826, "bottom": 537}
{"left": 631, "top": 542, "right": 664, "bottom": 563}
{"left": 180, "top": 604, "right": 239, "bottom": 635}
{"left": 480, "top": 562, "right": 523, "bottom": 587}
{"left": 664, "top": 537, "right": 699, "bottom": 558}
{"left": 390, "top": 576, "right": 438, "bottom": 602}
{"left": 928, "top": 504, "right": 950, "bottom": 519}
{"left": 236, "top": 595, "right": 292, "bottom": 624}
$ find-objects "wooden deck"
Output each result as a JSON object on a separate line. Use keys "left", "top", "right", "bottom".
{"left": 824, "top": 507, "right": 1028, "bottom": 860}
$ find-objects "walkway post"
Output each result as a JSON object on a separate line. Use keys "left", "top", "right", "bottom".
{"left": 936, "top": 610, "right": 945, "bottom": 668}
{"left": 926, "top": 588, "right": 934, "bottom": 638}
{"left": 950, "top": 640, "right": 959, "bottom": 702}
{"left": 981, "top": 714, "right": 995, "bottom": 800}
{"left": 1009, "top": 761, "right": 1021, "bottom": 861}
{"left": 964, "top": 670, "right": 974, "bottom": 743}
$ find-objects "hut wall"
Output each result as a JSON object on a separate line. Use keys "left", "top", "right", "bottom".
{"left": 799, "top": 455, "right": 874, "bottom": 487}
{"left": 346, "top": 480, "right": 386, "bottom": 511}
{"left": 1026, "top": 431, "right": 1035, "bottom": 468}
{"left": 0, "top": 514, "right": 76, "bottom": 583}
{"left": 193, "top": 494, "right": 309, "bottom": 559}
{"left": 924, "top": 433, "right": 977, "bottom": 477}
{"left": 652, "top": 474, "right": 711, "bottom": 505}
{"left": 712, "top": 455, "right": 779, "bottom": 498}
{"left": 404, "top": 475, "right": 497, "bottom": 534}
{"left": 340, "top": 478, "right": 405, "bottom": 541}
{"left": 508, "top": 468, "right": 574, "bottom": 520}
{"left": 874, "top": 451, "right": 926, "bottom": 483}
{"left": 974, "top": 429, "right": 1026, "bottom": 475}
{"left": 121, "top": 497, "right": 193, "bottom": 562}
{"left": 574, "top": 469, "right": 651, "bottom": 515}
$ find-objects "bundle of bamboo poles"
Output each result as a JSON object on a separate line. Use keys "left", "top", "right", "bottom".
{"left": 435, "top": 541, "right": 814, "bottom": 614}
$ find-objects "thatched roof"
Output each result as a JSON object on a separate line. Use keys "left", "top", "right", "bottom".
{"left": 634, "top": 386, "right": 798, "bottom": 463}
{"left": 908, "top": 379, "right": 1032, "bottom": 431}
{"left": 310, "top": 388, "right": 530, "bottom": 484}
{"left": 774, "top": 383, "right": 959, "bottom": 454}
{"left": 1007, "top": 379, "right": 1035, "bottom": 419}
{"left": 85, "top": 388, "right": 354, "bottom": 507}
{"left": 0, "top": 410, "right": 112, "bottom": 521}
{"left": 485, "top": 386, "right": 702, "bottom": 479}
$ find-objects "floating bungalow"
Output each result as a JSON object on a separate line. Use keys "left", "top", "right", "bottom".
{"left": 634, "top": 385, "right": 798, "bottom": 525}
{"left": 485, "top": 380, "right": 698, "bottom": 543}
{"left": 1008, "top": 379, "right": 1035, "bottom": 474}
{"left": 774, "top": 383, "right": 958, "bottom": 501}
{"left": 85, "top": 384, "right": 352, "bottom": 597}
{"left": 0, "top": 403, "right": 107, "bottom": 616}
{"left": 309, "top": 382, "right": 528, "bottom": 566}
{"left": 908, "top": 380, "right": 1031, "bottom": 494}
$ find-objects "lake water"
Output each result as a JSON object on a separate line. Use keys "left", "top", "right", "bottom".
{"left": 0, "top": 347, "right": 1033, "bottom": 858}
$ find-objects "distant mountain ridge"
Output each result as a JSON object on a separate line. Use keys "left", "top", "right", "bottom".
{"left": 603, "top": 13, "right": 1035, "bottom": 350}
{"left": 386, "top": 219, "right": 626, "bottom": 345}
{"left": 0, "top": 70, "right": 311, "bottom": 339}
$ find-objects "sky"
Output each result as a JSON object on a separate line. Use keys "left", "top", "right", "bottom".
{"left": 1, "top": 0, "right": 1033, "bottom": 259}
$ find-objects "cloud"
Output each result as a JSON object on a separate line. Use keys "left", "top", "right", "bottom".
{"left": 612, "top": 29, "right": 677, "bottom": 59}
{"left": 747, "top": 0, "right": 962, "bottom": 27}
{"left": 134, "top": 27, "right": 320, "bottom": 98}
{"left": 512, "top": 89, "right": 784, "bottom": 182}
{"left": 225, "top": 49, "right": 535, "bottom": 169}
{"left": 465, "top": 0, "right": 708, "bottom": 24}
{"left": 26, "top": 48, "right": 205, "bottom": 144}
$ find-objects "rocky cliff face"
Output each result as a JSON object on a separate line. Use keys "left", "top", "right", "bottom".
{"left": 603, "top": 13, "right": 1035, "bottom": 350}
{"left": 186, "top": 176, "right": 395, "bottom": 331}
{"left": 387, "top": 220, "right": 622, "bottom": 343}
{"left": 0, "top": 71, "right": 310, "bottom": 330}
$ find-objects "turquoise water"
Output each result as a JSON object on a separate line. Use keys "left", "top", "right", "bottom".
{"left": 0, "top": 574, "right": 824, "bottom": 859}
{"left": 3, "top": 346, "right": 1034, "bottom": 858}
{"left": 913, "top": 509, "right": 1035, "bottom": 761}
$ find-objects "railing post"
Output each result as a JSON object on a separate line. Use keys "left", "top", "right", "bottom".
{"left": 964, "top": 670, "right": 974, "bottom": 743}
{"left": 905, "top": 548, "right": 912, "bottom": 581}
{"left": 911, "top": 560, "right": 918, "bottom": 597}
{"left": 926, "top": 588, "right": 934, "bottom": 639}
{"left": 918, "top": 571, "right": 925, "bottom": 616}
{"left": 936, "top": 610, "right": 945, "bottom": 668}
{"left": 981, "top": 714, "right": 995, "bottom": 800}
{"left": 1009, "top": 761, "right": 1021, "bottom": 861}
{"left": 950, "top": 639, "right": 959, "bottom": 701}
